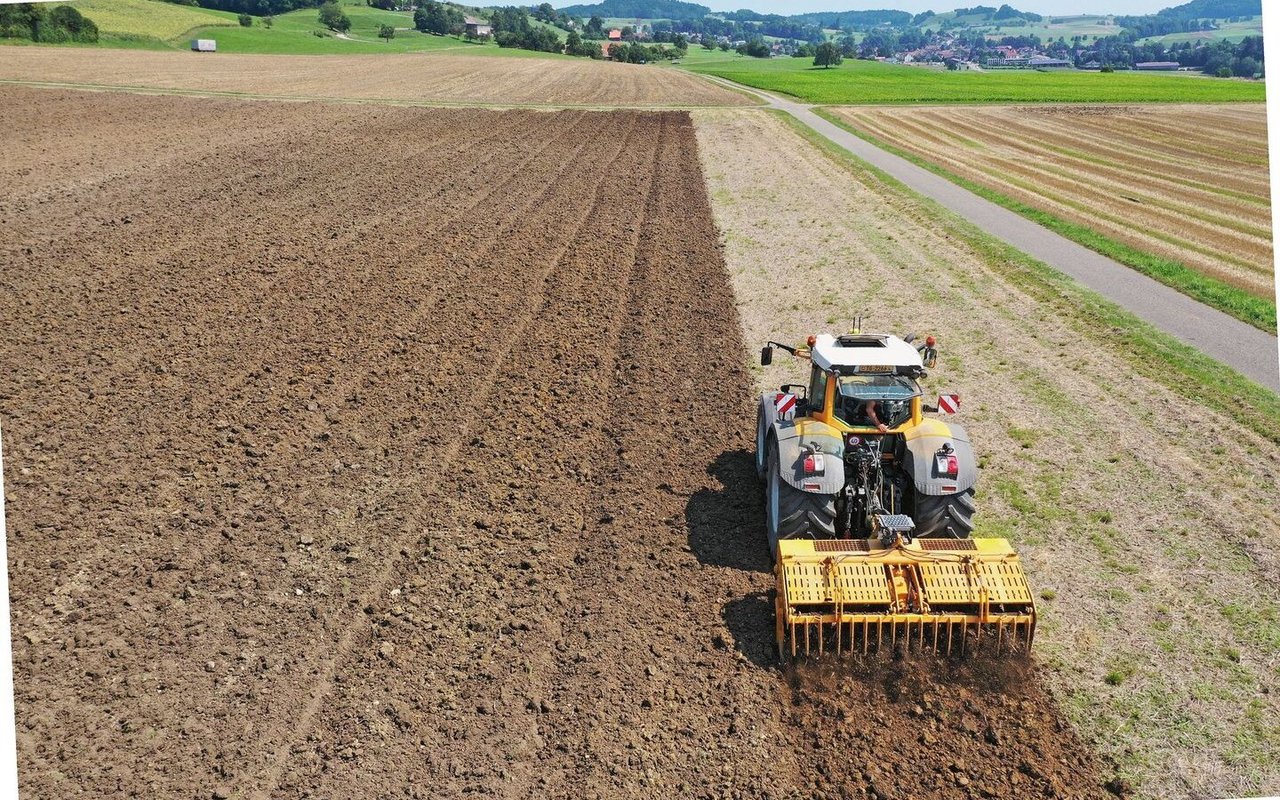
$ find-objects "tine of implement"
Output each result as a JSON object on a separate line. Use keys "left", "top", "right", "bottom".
{"left": 997, "top": 619, "right": 1004, "bottom": 655}
{"left": 877, "top": 620, "right": 883, "bottom": 652}
{"left": 790, "top": 621, "right": 797, "bottom": 659}
{"left": 933, "top": 619, "right": 940, "bottom": 653}
{"left": 863, "top": 619, "right": 869, "bottom": 655}
{"left": 947, "top": 620, "right": 953, "bottom": 656}
{"left": 835, "top": 618, "right": 841, "bottom": 656}
{"left": 818, "top": 621, "right": 824, "bottom": 657}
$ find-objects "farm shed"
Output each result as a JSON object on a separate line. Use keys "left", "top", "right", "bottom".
{"left": 1136, "top": 61, "right": 1180, "bottom": 70}
{"left": 191, "top": 39, "right": 215, "bottom": 52}
{"left": 464, "top": 16, "right": 491, "bottom": 37}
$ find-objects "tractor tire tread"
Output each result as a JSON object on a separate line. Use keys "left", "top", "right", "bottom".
{"left": 913, "top": 487, "right": 976, "bottom": 539}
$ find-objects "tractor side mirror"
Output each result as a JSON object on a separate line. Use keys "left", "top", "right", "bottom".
{"left": 780, "top": 384, "right": 806, "bottom": 401}
{"left": 922, "top": 347, "right": 937, "bottom": 369}
{"left": 760, "top": 346, "right": 773, "bottom": 366}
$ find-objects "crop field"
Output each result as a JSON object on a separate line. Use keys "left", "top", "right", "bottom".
{"left": 0, "top": 85, "right": 1117, "bottom": 800}
{"left": 1137, "top": 18, "right": 1265, "bottom": 45}
{"left": 829, "top": 104, "right": 1274, "bottom": 306}
{"left": 694, "top": 107, "right": 1280, "bottom": 799}
{"left": 0, "top": 48, "right": 752, "bottom": 107}
{"left": 916, "top": 13, "right": 1119, "bottom": 40}
{"left": 180, "top": 4, "right": 505, "bottom": 56}
{"left": 682, "top": 57, "right": 1268, "bottom": 104}
{"left": 66, "top": 0, "right": 236, "bottom": 42}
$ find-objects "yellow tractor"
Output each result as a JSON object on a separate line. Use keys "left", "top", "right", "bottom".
{"left": 756, "top": 329, "right": 1036, "bottom": 659}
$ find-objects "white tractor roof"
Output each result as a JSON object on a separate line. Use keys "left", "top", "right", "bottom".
{"left": 810, "top": 333, "right": 923, "bottom": 372}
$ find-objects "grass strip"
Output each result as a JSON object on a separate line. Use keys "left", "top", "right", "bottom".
{"left": 813, "top": 107, "right": 1276, "bottom": 334}
{"left": 764, "top": 108, "right": 1280, "bottom": 444}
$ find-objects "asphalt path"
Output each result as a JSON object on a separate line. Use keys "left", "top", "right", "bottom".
{"left": 705, "top": 77, "right": 1280, "bottom": 393}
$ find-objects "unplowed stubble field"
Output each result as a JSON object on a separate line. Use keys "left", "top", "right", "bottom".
{"left": 0, "top": 48, "right": 753, "bottom": 107}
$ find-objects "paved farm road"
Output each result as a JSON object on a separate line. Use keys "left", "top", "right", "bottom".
{"left": 703, "top": 77, "right": 1280, "bottom": 393}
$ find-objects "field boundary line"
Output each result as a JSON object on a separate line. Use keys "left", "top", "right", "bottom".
{"left": 693, "top": 74, "right": 1278, "bottom": 390}
{"left": 0, "top": 78, "right": 750, "bottom": 111}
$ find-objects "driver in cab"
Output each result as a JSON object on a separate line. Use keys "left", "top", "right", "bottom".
{"left": 864, "top": 400, "right": 890, "bottom": 434}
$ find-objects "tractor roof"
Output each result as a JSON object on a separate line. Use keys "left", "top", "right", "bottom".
{"left": 810, "top": 333, "right": 923, "bottom": 372}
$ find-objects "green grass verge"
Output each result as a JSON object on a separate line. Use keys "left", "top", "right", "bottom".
{"left": 812, "top": 108, "right": 1277, "bottom": 334}
{"left": 764, "top": 108, "right": 1280, "bottom": 445}
{"left": 3, "top": 0, "right": 569, "bottom": 58}
{"left": 683, "top": 56, "right": 1267, "bottom": 104}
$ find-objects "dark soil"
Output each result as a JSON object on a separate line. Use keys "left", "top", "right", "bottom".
{"left": 0, "top": 86, "right": 1111, "bottom": 800}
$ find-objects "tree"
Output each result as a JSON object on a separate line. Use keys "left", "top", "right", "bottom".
{"left": 238, "top": 12, "right": 252, "bottom": 26}
{"left": 379, "top": 23, "right": 394, "bottom": 41}
{"left": 367, "top": 0, "right": 397, "bottom": 8}
{"left": 318, "top": 2, "right": 350, "bottom": 33}
{"left": 565, "top": 30, "right": 598, "bottom": 57}
{"left": 585, "top": 14, "right": 603, "bottom": 38}
{"left": 813, "top": 40, "right": 842, "bottom": 68}
{"left": 263, "top": 15, "right": 273, "bottom": 27}
{"left": 50, "top": 5, "right": 98, "bottom": 41}
{"left": 414, "top": 0, "right": 459, "bottom": 36}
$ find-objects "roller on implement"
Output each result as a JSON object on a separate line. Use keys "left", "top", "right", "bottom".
{"left": 756, "top": 322, "right": 1036, "bottom": 658}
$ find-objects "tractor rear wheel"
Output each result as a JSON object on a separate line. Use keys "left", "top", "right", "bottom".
{"left": 912, "top": 487, "right": 976, "bottom": 539}
{"left": 766, "top": 438, "right": 837, "bottom": 559}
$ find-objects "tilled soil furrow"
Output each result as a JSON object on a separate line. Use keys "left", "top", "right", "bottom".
{"left": 1, "top": 102, "right": 584, "bottom": 604}
{"left": 238, "top": 115, "right": 653, "bottom": 798}
{"left": 263, "top": 110, "right": 659, "bottom": 799}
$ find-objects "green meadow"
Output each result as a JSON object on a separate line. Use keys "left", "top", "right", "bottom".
{"left": 682, "top": 56, "right": 1268, "bottom": 104}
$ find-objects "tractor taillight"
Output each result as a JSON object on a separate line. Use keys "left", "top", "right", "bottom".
{"left": 803, "top": 453, "right": 825, "bottom": 475}
{"left": 935, "top": 453, "right": 959, "bottom": 478}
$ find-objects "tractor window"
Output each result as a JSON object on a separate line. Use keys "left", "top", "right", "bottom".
{"left": 808, "top": 367, "right": 828, "bottom": 414}
{"left": 835, "top": 375, "right": 918, "bottom": 429}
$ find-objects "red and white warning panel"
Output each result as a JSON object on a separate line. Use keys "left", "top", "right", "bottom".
{"left": 775, "top": 392, "right": 797, "bottom": 421}
{"left": 938, "top": 393, "right": 960, "bottom": 414}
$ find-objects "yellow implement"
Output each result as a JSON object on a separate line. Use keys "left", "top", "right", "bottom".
{"left": 775, "top": 536, "right": 1036, "bottom": 658}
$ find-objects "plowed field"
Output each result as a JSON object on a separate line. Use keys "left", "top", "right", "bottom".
{"left": 0, "top": 48, "right": 753, "bottom": 107}
{"left": 2, "top": 87, "right": 1104, "bottom": 799}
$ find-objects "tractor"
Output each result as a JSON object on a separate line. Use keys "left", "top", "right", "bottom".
{"left": 756, "top": 327, "right": 1036, "bottom": 658}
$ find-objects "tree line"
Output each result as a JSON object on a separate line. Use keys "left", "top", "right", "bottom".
{"left": 0, "top": 3, "right": 97, "bottom": 43}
